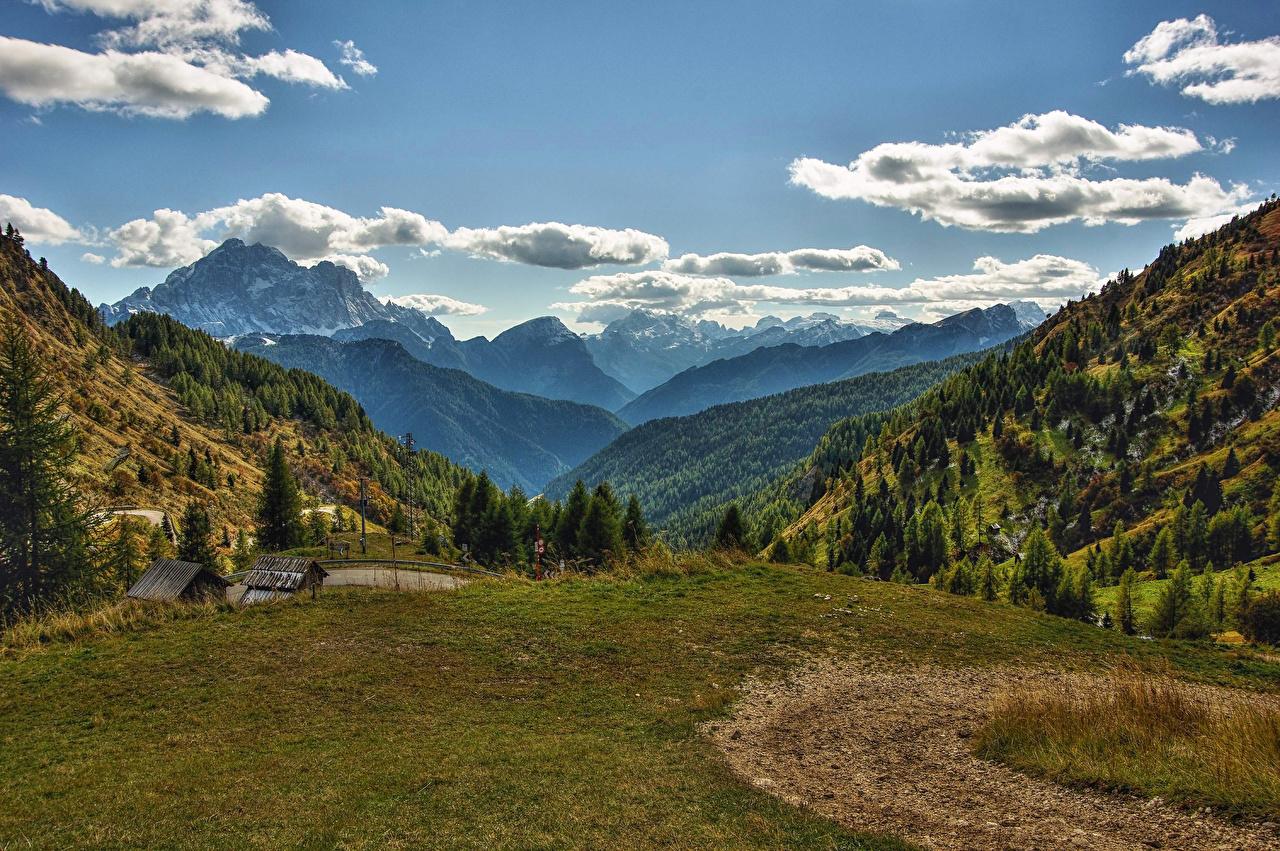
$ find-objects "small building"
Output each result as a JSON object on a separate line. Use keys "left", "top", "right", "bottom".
{"left": 240, "top": 555, "right": 329, "bottom": 605}
{"left": 128, "top": 558, "right": 230, "bottom": 602}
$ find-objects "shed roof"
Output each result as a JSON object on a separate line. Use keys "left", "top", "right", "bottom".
{"left": 243, "top": 555, "right": 328, "bottom": 591}
{"left": 128, "top": 558, "right": 229, "bottom": 602}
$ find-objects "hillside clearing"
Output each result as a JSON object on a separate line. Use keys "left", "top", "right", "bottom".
{"left": 2, "top": 563, "right": 1277, "bottom": 848}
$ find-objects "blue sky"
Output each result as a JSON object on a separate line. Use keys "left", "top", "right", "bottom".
{"left": 2, "top": 0, "right": 1278, "bottom": 338}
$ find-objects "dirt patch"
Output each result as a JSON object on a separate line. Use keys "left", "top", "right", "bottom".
{"left": 706, "top": 659, "right": 1280, "bottom": 850}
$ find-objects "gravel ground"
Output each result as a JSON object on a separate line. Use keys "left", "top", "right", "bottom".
{"left": 706, "top": 658, "right": 1280, "bottom": 850}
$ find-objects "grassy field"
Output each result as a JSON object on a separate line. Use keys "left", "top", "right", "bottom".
{"left": 975, "top": 669, "right": 1280, "bottom": 817}
{"left": 3, "top": 559, "right": 1278, "bottom": 849}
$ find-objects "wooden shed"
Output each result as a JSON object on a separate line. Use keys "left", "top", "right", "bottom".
{"left": 240, "top": 556, "right": 329, "bottom": 605}
{"left": 128, "top": 558, "right": 230, "bottom": 602}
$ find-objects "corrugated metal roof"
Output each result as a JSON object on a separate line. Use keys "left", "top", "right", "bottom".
{"left": 127, "top": 558, "right": 228, "bottom": 602}
{"left": 240, "top": 587, "right": 296, "bottom": 606}
{"left": 242, "top": 555, "right": 327, "bottom": 593}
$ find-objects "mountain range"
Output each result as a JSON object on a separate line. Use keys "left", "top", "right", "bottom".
{"left": 615, "top": 303, "right": 1038, "bottom": 424}
{"left": 234, "top": 333, "right": 628, "bottom": 491}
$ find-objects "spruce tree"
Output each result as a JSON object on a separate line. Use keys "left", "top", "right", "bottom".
{"left": 0, "top": 328, "right": 92, "bottom": 613}
{"left": 622, "top": 495, "right": 649, "bottom": 551}
{"left": 577, "top": 492, "right": 623, "bottom": 567}
{"left": 715, "top": 504, "right": 747, "bottom": 549}
{"left": 111, "top": 516, "right": 143, "bottom": 591}
{"left": 256, "top": 438, "right": 303, "bottom": 551}
{"left": 1115, "top": 568, "right": 1136, "bottom": 635}
{"left": 556, "top": 480, "right": 590, "bottom": 558}
{"left": 177, "top": 501, "right": 216, "bottom": 570}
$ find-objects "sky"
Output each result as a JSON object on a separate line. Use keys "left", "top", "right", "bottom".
{"left": 1, "top": 0, "right": 1278, "bottom": 339}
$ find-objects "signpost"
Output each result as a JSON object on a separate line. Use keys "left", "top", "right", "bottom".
{"left": 533, "top": 523, "right": 545, "bottom": 580}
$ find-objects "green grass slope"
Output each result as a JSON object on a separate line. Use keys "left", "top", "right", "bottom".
{"left": 2, "top": 562, "right": 1276, "bottom": 849}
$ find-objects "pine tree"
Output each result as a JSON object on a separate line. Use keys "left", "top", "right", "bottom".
{"left": 0, "top": 328, "right": 92, "bottom": 613}
{"left": 177, "top": 501, "right": 216, "bottom": 570}
{"left": 976, "top": 555, "right": 997, "bottom": 601}
{"left": 622, "top": 495, "right": 649, "bottom": 551}
{"left": 770, "top": 535, "right": 792, "bottom": 563}
{"left": 232, "top": 528, "right": 255, "bottom": 573}
{"left": 1147, "top": 563, "right": 1206, "bottom": 639}
{"left": 715, "top": 504, "right": 747, "bottom": 549}
{"left": 256, "top": 438, "right": 303, "bottom": 551}
{"left": 111, "top": 516, "right": 143, "bottom": 591}
{"left": 307, "top": 509, "right": 330, "bottom": 545}
{"left": 577, "top": 491, "right": 624, "bottom": 566}
{"left": 556, "top": 480, "right": 590, "bottom": 558}
{"left": 1115, "top": 568, "right": 1137, "bottom": 635}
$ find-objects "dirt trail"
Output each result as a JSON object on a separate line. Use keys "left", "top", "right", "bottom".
{"left": 706, "top": 659, "right": 1279, "bottom": 850}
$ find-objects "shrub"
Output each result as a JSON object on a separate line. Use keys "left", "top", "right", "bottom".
{"left": 1240, "top": 592, "right": 1280, "bottom": 646}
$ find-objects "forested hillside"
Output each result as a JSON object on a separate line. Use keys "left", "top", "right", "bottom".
{"left": 755, "top": 199, "right": 1280, "bottom": 634}
{"left": 235, "top": 334, "right": 628, "bottom": 491}
{"left": 617, "top": 304, "right": 1029, "bottom": 424}
{"left": 548, "top": 350, "right": 993, "bottom": 546}
{"left": 0, "top": 230, "right": 468, "bottom": 537}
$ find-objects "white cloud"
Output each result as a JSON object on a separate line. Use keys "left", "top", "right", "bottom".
{"left": 386, "top": 294, "right": 487, "bottom": 316}
{"left": 334, "top": 40, "right": 377, "bottom": 77}
{"left": 445, "top": 222, "right": 668, "bottom": 269}
{"left": 0, "top": 194, "right": 82, "bottom": 244}
{"left": 210, "top": 194, "right": 448, "bottom": 257}
{"left": 318, "top": 254, "right": 389, "bottom": 283}
{"left": 0, "top": 37, "right": 269, "bottom": 119}
{"left": 81, "top": 252, "right": 106, "bottom": 264}
{"left": 789, "top": 110, "right": 1249, "bottom": 233}
{"left": 1171, "top": 202, "right": 1260, "bottom": 241}
{"left": 109, "top": 208, "right": 217, "bottom": 267}
{"left": 556, "top": 255, "right": 1102, "bottom": 320}
{"left": 11, "top": 1, "right": 347, "bottom": 119}
{"left": 40, "top": 0, "right": 271, "bottom": 50}
{"left": 1125, "top": 15, "right": 1280, "bottom": 104}
{"left": 664, "top": 245, "right": 899, "bottom": 276}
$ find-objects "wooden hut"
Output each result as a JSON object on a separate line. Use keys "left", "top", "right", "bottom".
{"left": 240, "top": 556, "right": 329, "bottom": 605}
{"left": 128, "top": 558, "right": 229, "bottom": 602}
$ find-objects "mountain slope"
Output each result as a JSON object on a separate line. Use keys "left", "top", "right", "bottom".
{"left": 458, "top": 316, "right": 634, "bottom": 409}
{"left": 757, "top": 200, "right": 1280, "bottom": 601}
{"left": 0, "top": 231, "right": 466, "bottom": 533}
{"left": 546, "top": 349, "right": 991, "bottom": 546}
{"left": 234, "top": 334, "right": 628, "bottom": 491}
{"left": 583, "top": 309, "right": 874, "bottom": 394}
{"left": 99, "top": 238, "right": 438, "bottom": 338}
{"left": 618, "top": 305, "right": 1030, "bottom": 424}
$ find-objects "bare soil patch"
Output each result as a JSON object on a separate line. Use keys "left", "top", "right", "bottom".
{"left": 706, "top": 659, "right": 1280, "bottom": 850}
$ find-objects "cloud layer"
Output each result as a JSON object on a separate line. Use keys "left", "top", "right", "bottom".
{"left": 0, "top": 194, "right": 82, "bottom": 244}
{"left": 386, "top": 293, "right": 487, "bottom": 316}
{"left": 3, "top": 1, "right": 358, "bottom": 119}
{"left": 664, "top": 245, "right": 898, "bottom": 276}
{"left": 789, "top": 110, "right": 1249, "bottom": 233}
{"left": 445, "top": 222, "right": 668, "bottom": 269}
{"left": 556, "top": 255, "right": 1102, "bottom": 322}
{"left": 1125, "top": 15, "right": 1280, "bottom": 104}
{"left": 101, "top": 194, "right": 669, "bottom": 283}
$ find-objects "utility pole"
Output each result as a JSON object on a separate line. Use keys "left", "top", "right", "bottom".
{"left": 402, "top": 432, "right": 416, "bottom": 541}
{"left": 359, "top": 476, "right": 368, "bottom": 555}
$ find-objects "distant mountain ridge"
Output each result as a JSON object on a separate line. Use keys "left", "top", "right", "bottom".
{"left": 98, "top": 238, "right": 441, "bottom": 338}
{"left": 234, "top": 333, "right": 628, "bottom": 491}
{"left": 583, "top": 308, "right": 887, "bottom": 394}
{"left": 616, "top": 304, "right": 1035, "bottom": 424}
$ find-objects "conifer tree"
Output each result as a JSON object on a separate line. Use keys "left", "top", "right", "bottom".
{"left": 770, "top": 535, "right": 792, "bottom": 563}
{"left": 177, "top": 501, "right": 216, "bottom": 569}
{"left": 622, "top": 495, "right": 649, "bottom": 551}
{"left": 0, "top": 328, "right": 92, "bottom": 613}
{"left": 556, "top": 480, "right": 590, "bottom": 558}
{"left": 256, "top": 438, "right": 303, "bottom": 551}
{"left": 232, "top": 528, "right": 255, "bottom": 573}
{"left": 111, "top": 516, "right": 143, "bottom": 590}
{"left": 1115, "top": 568, "right": 1137, "bottom": 635}
{"left": 1147, "top": 563, "right": 1206, "bottom": 639}
{"left": 577, "top": 491, "right": 623, "bottom": 566}
{"left": 715, "top": 504, "right": 747, "bottom": 550}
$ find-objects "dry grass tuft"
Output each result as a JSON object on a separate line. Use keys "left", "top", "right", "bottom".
{"left": 974, "top": 665, "right": 1280, "bottom": 817}
{"left": 1, "top": 596, "right": 226, "bottom": 655}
